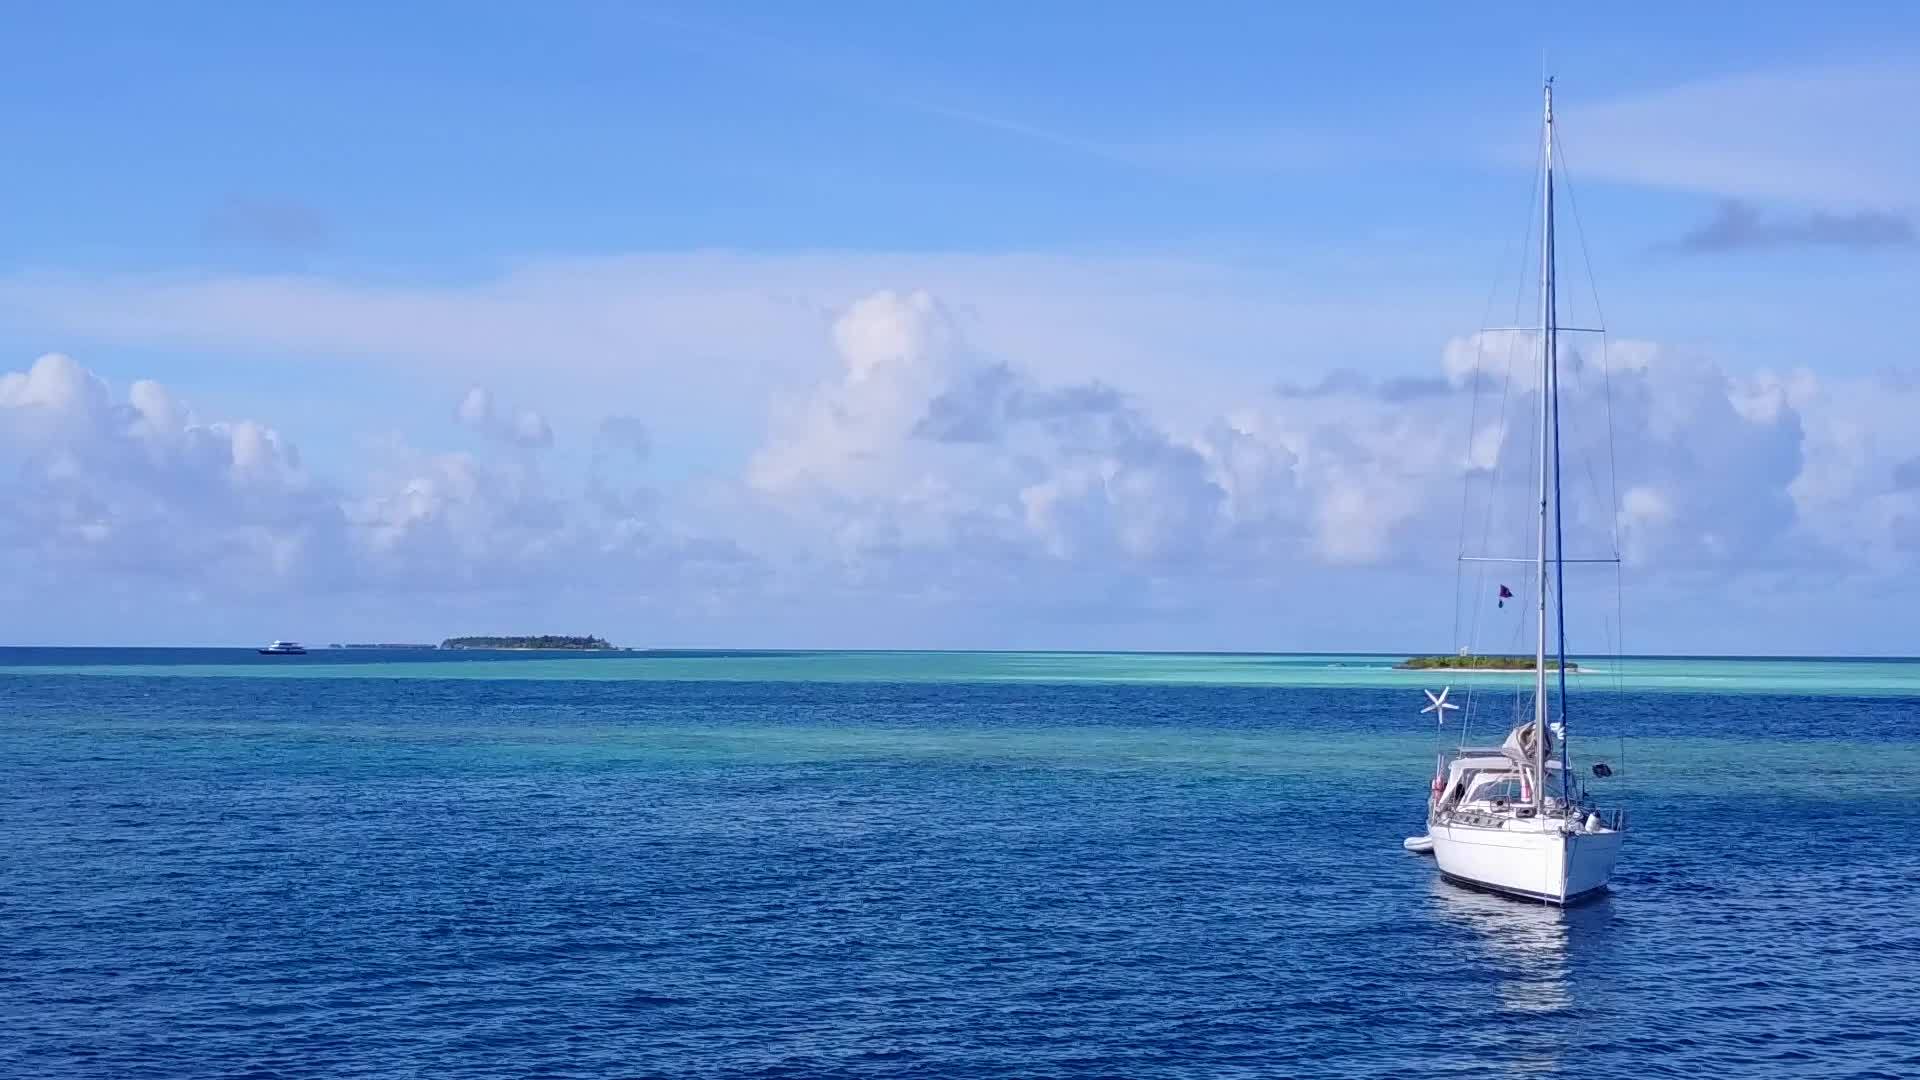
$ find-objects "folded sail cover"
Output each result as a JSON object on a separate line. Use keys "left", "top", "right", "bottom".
{"left": 1501, "top": 719, "right": 1554, "bottom": 758}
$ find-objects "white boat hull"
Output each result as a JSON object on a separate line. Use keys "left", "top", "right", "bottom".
{"left": 1430, "top": 821, "right": 1623, "bottom": 905}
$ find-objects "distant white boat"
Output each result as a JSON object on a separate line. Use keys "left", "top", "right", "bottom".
{"left": 1415, "top": 80, "right": 1626, "bottom": 906}
{"left": 258, "top": 640, "right": 307, "bottom": 655}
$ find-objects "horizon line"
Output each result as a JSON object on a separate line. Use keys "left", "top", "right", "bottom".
{"left": 2, "top": 644, "right": 1918, "bottom": 663}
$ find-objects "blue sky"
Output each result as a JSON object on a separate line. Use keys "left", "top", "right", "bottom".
{"left": 1, "top": 3, "right": 1916, "bottom": 650}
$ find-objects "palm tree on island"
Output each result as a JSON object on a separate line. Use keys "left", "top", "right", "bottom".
{"left": 440, "top": 635, "right": 618, "bottom": 651}
{"left": 1396, "top": 653, "right": 1577, "bottom": 672}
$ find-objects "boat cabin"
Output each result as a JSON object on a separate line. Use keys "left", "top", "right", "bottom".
{"left": 1433, "top": 750, "right": 1578, "bottom": 817}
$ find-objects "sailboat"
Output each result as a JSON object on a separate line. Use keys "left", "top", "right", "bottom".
{"left": 1416, "top": 79, "right": 1626, "bottom": 905}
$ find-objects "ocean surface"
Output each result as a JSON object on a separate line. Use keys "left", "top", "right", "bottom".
{"left": 4, "top": 648, "right": 1918, "bottom": 1079}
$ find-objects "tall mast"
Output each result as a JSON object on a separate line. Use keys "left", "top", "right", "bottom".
{"left": 1532, "top": 79, "right": 1555, "bottom": 814}
{"left": 1548, "top": 86, "right": 1572, "bottom": 795}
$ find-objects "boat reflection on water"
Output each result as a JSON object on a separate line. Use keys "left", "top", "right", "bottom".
{"left": 1427, "top": 879, "right": 1615, "bottom": 1074}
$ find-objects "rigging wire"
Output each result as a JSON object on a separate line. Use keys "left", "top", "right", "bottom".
{"left": 1458, "top": 120, "right": 1546, "bottom": 745}
{"left": 1449, "top": 98, "right": 1632, "bottom": 757}
{"left": 1551, "top": 128, "right": 1625, "bottom": 558}
{"left": 1453, "top": 261, "right": 1505, "bottom": 654}
{"left": 1552, "top": 125, "right": 1629, "bottom": 706}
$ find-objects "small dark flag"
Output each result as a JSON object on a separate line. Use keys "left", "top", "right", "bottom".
{"left": 1592, "top": 762, "right": 1614, "bottom": 778}
{"left": 1498, "top": 584, "right": 1513, "bottom": 608}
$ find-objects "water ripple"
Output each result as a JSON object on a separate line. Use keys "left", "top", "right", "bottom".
{"left": 2, "top": 674, "right": 1917, "bottom": 1077}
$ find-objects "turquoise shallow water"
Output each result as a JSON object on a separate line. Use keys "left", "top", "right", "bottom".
{"left": 9, "top": 647, "right": 1920, "bottom": 695}
{"left": 5, "top": 649, "right": 1920, "bottom": 1078}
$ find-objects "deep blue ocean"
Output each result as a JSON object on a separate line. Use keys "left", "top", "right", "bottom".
{"left": 4, "top": 648, "right": 1918, "bottom": 1078}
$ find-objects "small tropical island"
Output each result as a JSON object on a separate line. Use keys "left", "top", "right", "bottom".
{"left": 440, "top": 635, "right": 618, "bottom": 651}
{"left": 1397, "top": 655, "right": 1578, "bottom": 672}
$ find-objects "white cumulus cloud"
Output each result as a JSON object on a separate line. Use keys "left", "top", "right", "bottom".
{"left": 0, "top": 353, "right": 336, "bottom": 581}
{"left": 455, "top": 385, "right": 553, "bottom": 449}
{"left": 2, "top": 295, "right": 1917, "bottom": 651}
{"left": 748, "top": 289, "right": 1233, "bottom": 569}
